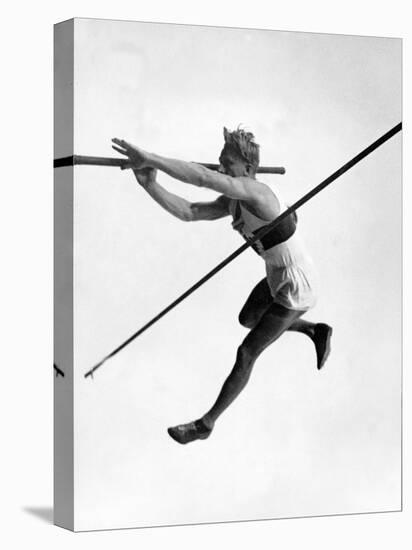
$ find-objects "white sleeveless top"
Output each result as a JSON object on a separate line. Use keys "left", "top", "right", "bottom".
{"left": 229, "top": 194, "right": 317, "bottom": 311}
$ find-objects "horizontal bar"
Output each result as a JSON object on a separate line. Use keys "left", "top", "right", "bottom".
{"left": 54, "top": 155, "right": 286, "bottom": 175}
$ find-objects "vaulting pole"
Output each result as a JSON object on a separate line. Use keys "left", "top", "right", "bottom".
{"left": 83, "top": 123, "right": 402, "bottom": 379}
{"left": 54, "top": 363, "right": 65, "bottom": 377}
{"left": 54, "top": 154, "right": 286, "bottom": 174}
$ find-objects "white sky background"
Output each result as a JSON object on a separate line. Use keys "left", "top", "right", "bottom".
{"left": 70, "top": 19, "right": 401, "bottom": 530}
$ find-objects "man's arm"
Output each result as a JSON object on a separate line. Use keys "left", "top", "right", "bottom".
{"left": 112, "top": 138, "right": 267, "bottom": 202}
{"left": 133, "top": 168, "right": 230, "bottom": 222}
{"left": 148, "top": 153, "right": 257, "bottom": 199}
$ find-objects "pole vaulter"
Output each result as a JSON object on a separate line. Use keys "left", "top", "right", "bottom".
{"left": 54, "top": 123, "right": 402, "bottom": 382}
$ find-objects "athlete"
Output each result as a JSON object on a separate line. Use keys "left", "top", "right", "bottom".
{"left": 112, "top": 127, "right": 332, "bottom": 444}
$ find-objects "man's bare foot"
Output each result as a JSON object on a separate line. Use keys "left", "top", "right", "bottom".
{"left": 313, "top": 323, "right": 333, "bottom": 370}
{"left": 167, "top": 419, "right": 212, "bottom": 445}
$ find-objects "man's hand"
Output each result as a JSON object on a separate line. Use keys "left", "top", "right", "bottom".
{"left": 112, "top": 138, "right": 151, "bottom": 169}
{"left": 133, "top": 167, "right": 157, "bottom": 188}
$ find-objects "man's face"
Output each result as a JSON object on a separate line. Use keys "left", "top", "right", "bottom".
{"left": 218, "top": 148, "right": 249, "bottom": 177}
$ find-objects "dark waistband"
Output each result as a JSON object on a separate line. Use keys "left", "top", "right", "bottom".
{"left": 233, "top": 201, "right": 298, "bottom": 255}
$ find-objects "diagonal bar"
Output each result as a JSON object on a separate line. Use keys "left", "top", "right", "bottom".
{"left": 84, "top": 123, "right": 402, "bottom": 379}
{"left": 54, "top": 363, "right": 65, "bottom": 377}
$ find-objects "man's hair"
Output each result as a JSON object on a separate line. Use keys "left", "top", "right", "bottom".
{"left": 223, "top": 126, "right": 260, "bottom": 172}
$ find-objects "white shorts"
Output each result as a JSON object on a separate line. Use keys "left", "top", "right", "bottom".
{"left": 265, "top": 260, "right": 318, "bottom": 311}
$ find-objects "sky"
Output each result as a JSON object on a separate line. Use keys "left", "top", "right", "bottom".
{"left": 63, "top": 18, "right": 401, "bottom": 530}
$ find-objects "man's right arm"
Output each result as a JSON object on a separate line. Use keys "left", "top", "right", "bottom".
{"left": 134, "top": 168, "right": 230, "bottom": 222}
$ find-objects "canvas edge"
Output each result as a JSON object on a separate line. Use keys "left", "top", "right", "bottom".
{"left": 53, "top": 18, "right": 75, "bottom": 531}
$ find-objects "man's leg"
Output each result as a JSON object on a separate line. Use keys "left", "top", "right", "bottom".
{"left": 238, "top": 279, "right": 332, "bottom": 370}
{"left": 238, "top": 278, "right": 273, "bottom": 329}
{"left": 167, "top": 303, "right": 302, "bottom": 444}
{"left": 287, "top": 319, "right": 333, "bottom": 370}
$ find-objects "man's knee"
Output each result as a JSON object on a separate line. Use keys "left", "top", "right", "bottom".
{"left": 239, "top": 328, "right": 271, "bottom": 363}
{"left": 238, "top": 308, "right": 256, "bottom": 329}
{"left": 228, "top": 345, "right": 254, "bottom": 387}
{"left": 236, "top": 343, "right": 255, "bottom": 369}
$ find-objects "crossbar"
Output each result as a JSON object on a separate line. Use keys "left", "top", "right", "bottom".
{"left": 53, "top": 155, "right": 286, "bottom": 175}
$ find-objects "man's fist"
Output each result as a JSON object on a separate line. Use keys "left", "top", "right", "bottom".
{"left": 133, "top": 167, "right": 157, "bottom": 188}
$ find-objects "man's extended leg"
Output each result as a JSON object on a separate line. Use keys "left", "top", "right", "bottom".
{"left": 287, "top": 319, "right": 333, "bottom": 370}
{"left": 167, "top": 303, "right": 302, "bottom": 444}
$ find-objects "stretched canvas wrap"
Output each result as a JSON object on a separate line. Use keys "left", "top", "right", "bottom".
{"left": 54, "top": 18, "right": 402, "bottom": 531}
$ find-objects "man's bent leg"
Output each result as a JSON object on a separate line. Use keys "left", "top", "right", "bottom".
{"left": 167, "top": 304, "right": 302, "bottom": 444}
{"left": 287, "top": 318, "right": 315, "bottom": 338}
{"left": 287, "top": 319, "right": 333, "bottom": 370}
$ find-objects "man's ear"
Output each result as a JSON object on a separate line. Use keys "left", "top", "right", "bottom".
{"left": 245, "top": 163, "right": 253, "bottom": 176}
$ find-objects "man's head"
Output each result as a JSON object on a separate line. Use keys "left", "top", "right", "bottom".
{"left": 218, "top": 126, "right": 260, "bottom": 177}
